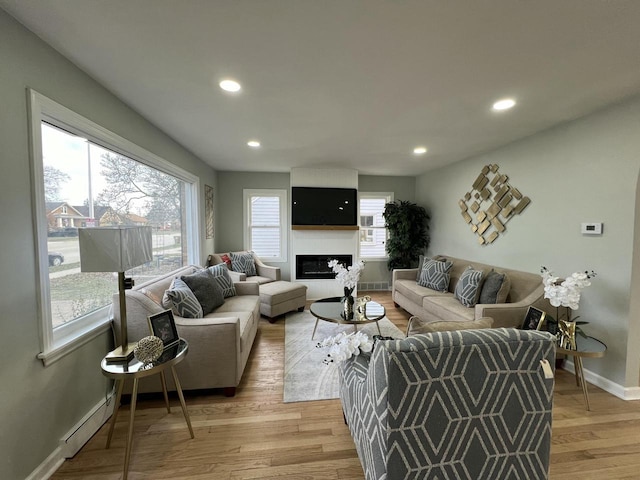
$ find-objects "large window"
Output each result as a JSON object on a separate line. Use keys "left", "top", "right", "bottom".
{"left": 29, "top": 90, "right": 200, "bottom": 365}
{"left": 359, "top": 192, "right": 393, "bottom": 259}
{"left": 243, "top": 189, "right": 287, "bottom": 262}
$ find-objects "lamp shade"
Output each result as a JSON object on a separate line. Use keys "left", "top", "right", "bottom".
{"left": 79, "top": 226, "right": 153, "bottom": 272}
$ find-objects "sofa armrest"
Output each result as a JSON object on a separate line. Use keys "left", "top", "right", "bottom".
{"left": 256, "top": 263, "right": 281, "bottom": 281}
{"left": 475, "top": 284, "right": 546, "bottom": 328}
{"left": 234, "top": 281, "right": 259, "bottom": 296}
{"left": 228, "top": 270, "right": 246, "bottom": 282}
{"left": 392, "top": 268, "right": 419, "bottom": 286}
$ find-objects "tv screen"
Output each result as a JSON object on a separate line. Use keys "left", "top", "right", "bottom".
{"left": 291, "top": 187, "right": 357, "bottom": 226}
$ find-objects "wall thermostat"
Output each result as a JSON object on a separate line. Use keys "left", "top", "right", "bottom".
{"left": 581, "top": 222, "right": 603, "bottom": 235}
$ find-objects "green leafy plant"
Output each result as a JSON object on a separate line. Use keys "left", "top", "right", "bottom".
{"left": 383, "top": 200, "right": 430, "bottom": 270}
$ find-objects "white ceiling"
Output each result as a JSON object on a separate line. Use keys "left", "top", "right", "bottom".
{"left": 2, "top": 0, "right": 640, "bottom": 176}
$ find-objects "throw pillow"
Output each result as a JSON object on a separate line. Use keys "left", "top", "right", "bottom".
{"left": 220, "top": 253, "right": 232, "bottom": 269}
{"left": 417, "top": 258, "right": 453, "bottom": 292}
{"left": 454, "top": 266, "right": 485, "bottom": 307}
{"left": 478, "top": 270, "right": 511, "bottom": 304}
{"left": 208, "top": 263, "right": 237, "bottom": 298}
{"left": 181, "top": 268, "right": 225, "bottom": 315}
{"left": 162, "top": 278, "right": 204, "bottom": 318}
{"left": 230, "top": 251, "right": 257, "bottom": 276}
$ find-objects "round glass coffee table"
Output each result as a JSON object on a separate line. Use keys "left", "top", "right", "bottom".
{"left": 309, "top": 296, "right": 386, "bottom": 339}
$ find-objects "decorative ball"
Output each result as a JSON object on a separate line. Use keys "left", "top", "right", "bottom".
{"left": 134, "top": 336, "right": 164, "bottom": 364}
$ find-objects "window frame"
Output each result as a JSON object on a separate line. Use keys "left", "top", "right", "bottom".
{"left": 28, "top": 89, "right": 201, "bottom": 366}
{"left": 243, "top": 189, "right": 288, "bottom": 263}
{"left": 358, "top": 192, "right": 393, "bottom": 260}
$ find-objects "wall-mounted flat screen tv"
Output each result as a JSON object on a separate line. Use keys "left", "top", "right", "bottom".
{"left": 291, "top": 187, "right": 357, "bottom": 226}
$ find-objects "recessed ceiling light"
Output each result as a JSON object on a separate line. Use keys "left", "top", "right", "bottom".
{"left": 492, "top": 98, "right": 516, "bottom": 111}
{"left": 220, "top": 79, "right": 241, "bottom": 92}
{"left": 413, "top": 146, "right": 428, "bottom": 155}
{"left": 247, "top": 140, "right": 261, "bottom": 148}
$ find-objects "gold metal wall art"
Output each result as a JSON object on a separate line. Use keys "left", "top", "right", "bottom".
{"left": 458, "top": 164, "right": 531, "bottom": 245}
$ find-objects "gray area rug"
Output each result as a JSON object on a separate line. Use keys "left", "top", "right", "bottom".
{"left": 283, "top": 310, "right": 405, "bottom": 403}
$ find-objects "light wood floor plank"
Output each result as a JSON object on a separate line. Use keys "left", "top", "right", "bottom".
{"left": 50, "top": 291, "right": 640, "bottom": 479}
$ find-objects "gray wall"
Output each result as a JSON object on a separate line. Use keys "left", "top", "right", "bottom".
{"left": 416, "top": 96, "right": 640, "bottom": 388}
{"left": 215, "top": 171, "right": 292, "bottom": 277}
{"left": 0, "top": 10, "right": 216, "bottom": 479}
{"left": 215, "top": 172, "right": 416, "bottom": 283}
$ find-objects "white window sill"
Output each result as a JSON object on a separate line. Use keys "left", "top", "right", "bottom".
{"left": 37, "top": 317, "right": 112, "bottom": 367}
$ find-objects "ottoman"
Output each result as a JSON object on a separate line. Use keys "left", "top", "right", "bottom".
{"left": 259, "top": 281, "right": 307, "bottom": 321}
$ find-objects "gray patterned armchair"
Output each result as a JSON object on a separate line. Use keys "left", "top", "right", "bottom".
{"left": 338, "top": 328, "right": 556, "bottom": 480}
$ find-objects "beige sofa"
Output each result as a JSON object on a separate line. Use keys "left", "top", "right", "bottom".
{"left": 392, "top": 255, "right": 552, "bottom": 328}
{"left": 113, "top": 265, "right": 260, "bottom": 396}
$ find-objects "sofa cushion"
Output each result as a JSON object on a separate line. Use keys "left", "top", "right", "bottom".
{"left": 231, "top": 251, "right": 257, "bottom": 276}
{"left": 206, "top": 309, "right": 255, "bottom": 353}
{"left": 423, "top": 295, "right": 475, "bottom": 322}
{"left": 162, "top": 277, "right": 204, "bottom": 318}
{"left": 454, "top": 266, "right": 485, "bottom": 307}
{"left": 418, "top": 258, "right": 453, "bottom": 292}
{"left": 181, "top": 268, "right": 225, "bottom": 315}
{"left": 208, "top": 263, "right": 237, "bottom": 298}
{"left": 395, "top": 279, "right": 449, "bottom": 306}
{"left": 407, "top": 316, "right": 493, "bottom": 335}
{"left": 479, "top": 270, "right": 511, "bottom": 304}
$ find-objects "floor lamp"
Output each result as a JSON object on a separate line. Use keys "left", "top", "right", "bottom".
{"left": 79, "top": 226, "right": 153, "bottom": 362}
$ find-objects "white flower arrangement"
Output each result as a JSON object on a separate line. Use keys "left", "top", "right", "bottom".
{"left": 328, "top": 259, "right": 365, "bottom": 291}
{"left": 540, "top": 266, "right": 596, "bottom": 310}
{"left": 316, "top": 331, "right": 373, "bottom": 364}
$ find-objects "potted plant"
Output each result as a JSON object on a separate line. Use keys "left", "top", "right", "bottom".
{"left": 383, "top": 200, "right": 430, "bottom": 270}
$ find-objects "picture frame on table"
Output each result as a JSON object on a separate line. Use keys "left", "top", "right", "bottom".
{"left": 522, "top": 306, "right": 546, "bottom": 331}
{"left": 148, "top": 309, "right": 179, "bottom": 347}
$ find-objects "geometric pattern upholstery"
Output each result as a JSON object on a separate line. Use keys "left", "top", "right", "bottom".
{"left": 418, "top": 258, "right": 453, "bottom": 292}
{"left": 162, "top": 277, "right": 204, "bottom": 318}
{"left": 230, "top": 251, "right": 257, "bottom": 276}
{"left": 208, "top": 263, "right": 237, "bottom": 298}
{"left": 339, "top": 328, "right": 556, "bottom": 480}
{"left": 454, "top": 265, "right": 485, "bottom": 307}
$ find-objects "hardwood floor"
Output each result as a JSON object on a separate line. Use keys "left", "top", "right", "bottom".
{"left": 51, "top": 292, "right": 640, "bottom": 479}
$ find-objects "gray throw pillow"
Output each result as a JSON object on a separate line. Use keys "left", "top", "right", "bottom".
{"left": 478, "top": 270, "right": 511, "bottom": 304}
{"left": 230, "top": 251, "right": 257, "bottom": 276}
{"left": 454, "top": 266, "right": 485, "bottom": 307}
{"left": 208, "top": 263, "right": 237, "bottom": 298}
{"left": 181, "top": 268, "right": 224, "bottom": 315}
{"left": 417, "top": 258, "right": 453, "bottom": 292}
{"left": 162, "top": 277, "right": 204, "bottom": 318}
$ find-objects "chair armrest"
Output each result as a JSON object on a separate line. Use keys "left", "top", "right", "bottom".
{"left": 228, "top": 270, "right": 246, "bottom": 282}
{"left": 256, "top": 264, "right": 281, "bottom": 281}
{"left": 234, "top": 281, "right": 259, "bottom": 296}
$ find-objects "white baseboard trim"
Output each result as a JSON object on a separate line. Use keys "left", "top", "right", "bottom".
{"left": 26, "top": 391, "right": 115, "bottom": 480}
{"left": 24, "top": 447, "right": 64, "bottom": 480}
{"left": 562, "top": 361, "right": 640, "bottom": 400}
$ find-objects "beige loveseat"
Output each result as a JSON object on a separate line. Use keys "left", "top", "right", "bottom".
{"left": 113, "top": 265, "right": 260, "bottom": 396}
{"left": 392, "top": 255, "right": 552, "bottom": 328}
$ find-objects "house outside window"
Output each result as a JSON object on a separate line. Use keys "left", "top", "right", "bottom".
{"left": 29, "top": 90, "right": 200, "bottom": 365}
{"left": 243, "top": 189, "right": 287, "bottom": 262}
{"left": 359, "top": 192, "right": 393, "bottom": 259}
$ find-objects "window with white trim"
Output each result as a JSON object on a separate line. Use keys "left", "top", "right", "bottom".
{"left": 359, "top": 192, "right": 393, "bottom": 259}
{"left": 243, "top": 189, "right": 287, "bottom": 262}
{"left": 29, "top": 90, "right": 200, "bottom": 365}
